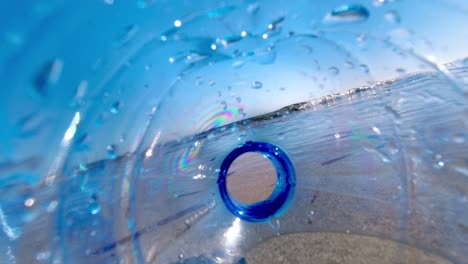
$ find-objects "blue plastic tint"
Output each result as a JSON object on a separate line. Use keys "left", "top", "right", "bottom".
{"left": 217, "top": 141, "right": 295, "bottom": 222}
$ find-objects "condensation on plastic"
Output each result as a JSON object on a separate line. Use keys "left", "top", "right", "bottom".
{"left": 0, "top": 0, "right": 467, "bottom": 263}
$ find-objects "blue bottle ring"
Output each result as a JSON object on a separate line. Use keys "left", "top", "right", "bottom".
{"left": 217, "top": 141, "right": 296, "bottom": 222}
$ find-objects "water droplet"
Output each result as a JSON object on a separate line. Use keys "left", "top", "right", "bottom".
{"left": 104, "top": 0, "right": 114, "bottom": 5}
{"left": 14, "top": 112, "right": 45, "bottom": 139}
{"left": 364, "top": 145, "right": 392, "bottom": 163}
{"left": 267, "top": 16, "right": 285, "bottom": 31}
{"left": 208, "top": 80, "right": 216, "bottom": 86}
{"left": 24, "top": 198, "right": 35, "bottom": 207}
{"left": 72, "top": 80, "right": 88, "bottom": 107}
{"left": 395, "top": 68, "right": 406, "bottom": 75}
{"left": 325, "top": 4, "right": 370, "bottom": 23}
{"left": 79, "top": 163, "right": 88, "bottom": 171}
{"left": 238, "top": 133, "right": 247, "bottom": 141}
{"left": 251, "top": 81, "right": 263, "bottom": 89}
{"left": 179, "top": 253, "right": 184, "bottom": 259}
{"left": 247, "top": 3, "right": 260, "bottom": 15}
{"left": 344, "top": 61, "right": 354, "bottom": 68}
{"left": 236, "top": 97, "right": 242, "bottom": 103}
{"left": 372, "top": 126, "right": 381, "bottom": 135}
{"left": 263, "top": 17, "right": 285, "bottom": 39}
{"left": 33, "top": 59, "right": 64, "bottom": 97}
{"left": 88, "top": 194, "right": 101, "bottom": 215}
{"left": 384, "top": 105, "right": 401, "bottom": 120}
{"left": 385, "top": 10, "right": 401, "bottom": 24}
{"left": 452, "top": 133, "right": 465, "bottom": 143}
{"left": 334, "top": 133, "right": 341, "bottom": 139}
{"left": 185, "top": 52, "right": 207, "bottom": 64}
{"left": 218, "top": 35, "right": 243, "bottom": 46}
{"left": 89, "top": 203, "right": 101, "bottom": 215}
{"left": 269, "top": 219, "right": 281, "bottom": 236}
{"left": 357, "top": 34, "right": 367, "bottom": 44}
{"left": 373, "top": 0, "right": 388, "bottom": 7}
{"left": 433, "top": 154, "right": 445, "bottom": 169}
{"left": 195, "top": 76, "right": 204, "bottom": 86}
{"left": 360, "top": 64, "right": 370, "bottom": 74}
{"left": 232, "top": 60, "right": 245, "bottom": 69}
{"left": 110, "top": 101, "right": 121, "bottom": 114}
{"left": 174, "top": 20, "right": 182, "bottom": 27}
{"left": 36, "top": 251, "right": 51, "bottom": 261}
{"left": 116, "top": 25, "right": 139, "bottom": 46}
{"left": 328, "top": 66, "right": 340, "bottom": 75}
{"left": 47, "top": 200, "right": 58, "bottom": 212}
{"left": 107, "top": 145, "right": 116, "bottom": 159}
{"left": 377, "top": 150, "right": 392, "bottom": 163}
{"left": 249, "top": 46, "right": 277, "bottom": 64}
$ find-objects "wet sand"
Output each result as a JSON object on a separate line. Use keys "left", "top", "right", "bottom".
{"left": 226, "top": 152, "right": 277, "bottom": 204}
{"left": 245, "top": 232, "right": 451, "bottom": 264}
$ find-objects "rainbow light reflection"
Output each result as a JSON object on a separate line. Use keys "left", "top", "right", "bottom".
{"left": 195, "top": 106, "right": 241, "bottom": 132}
{"left": 176, "top": 140, "right": 204, "bottom": 173}
{"left": 174, "top": 105, "right": 243, "bottom": 174}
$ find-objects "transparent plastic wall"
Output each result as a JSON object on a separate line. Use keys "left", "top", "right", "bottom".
{"left": 0, "top": 0, "right": 467, "bottom": 263}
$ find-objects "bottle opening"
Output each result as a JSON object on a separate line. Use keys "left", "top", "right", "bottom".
{"left": 218, "top": 141, "right": 296, "bottom": 222}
